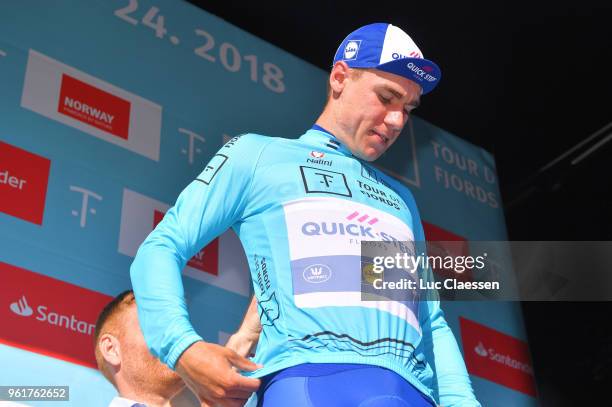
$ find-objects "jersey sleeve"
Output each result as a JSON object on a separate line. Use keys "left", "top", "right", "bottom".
{"left": 398, "top": 186, "right": 481, "bottom": 407}
{"left": 129, "top": 134, "right": 271, "bottom": 369}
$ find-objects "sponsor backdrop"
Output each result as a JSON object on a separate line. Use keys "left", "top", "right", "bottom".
{"left": 0, "top": 1, "right": 536, "bottom": 406}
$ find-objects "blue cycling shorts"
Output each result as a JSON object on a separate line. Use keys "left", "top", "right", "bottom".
{"left": 255, "top": 363, "right": 435, "bottom": 407}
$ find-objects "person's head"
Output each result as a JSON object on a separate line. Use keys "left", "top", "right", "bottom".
{"left": 319, "top": 23, "right": 441, "bottom": 162}
{"left": 94, "top": 290, "right": 184, "bottom": 401}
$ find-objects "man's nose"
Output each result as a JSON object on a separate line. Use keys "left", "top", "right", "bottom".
{"left": 385, "top": 110, "right": 405, "bottom": 132}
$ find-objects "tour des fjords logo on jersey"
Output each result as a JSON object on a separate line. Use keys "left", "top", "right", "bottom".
{"left": 58, "top": 74, "right": 130, "bottom": 140}
{"left": 460, "top": 317, "right": 536, "bottom": 397}
{"left": 0, "top": 141, "right": 50, "bottom": 225}
{"left": 21, "top": 50, "right": 162, "bottom": 161}
{"left": 0, "top": 261, "right": 111, "bottom": 368}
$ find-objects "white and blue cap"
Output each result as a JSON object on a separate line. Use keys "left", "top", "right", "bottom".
{"left": 333, "top": 23, "right": 441, "bottom": 94}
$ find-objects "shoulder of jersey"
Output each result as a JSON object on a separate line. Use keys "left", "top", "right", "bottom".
{"left": 221, "top": 133, "right": 289, "bottom": 151}
{"left": 376, "top": 167, "right": 419, "bottom": 208}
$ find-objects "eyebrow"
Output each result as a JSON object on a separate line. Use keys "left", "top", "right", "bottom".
{"left": 384, "top": 86, "right": 420, "bottom": 108}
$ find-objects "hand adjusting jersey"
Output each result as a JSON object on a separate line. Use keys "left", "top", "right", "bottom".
{"left": 130, "top": 128, "right": 481, "bottom": 407}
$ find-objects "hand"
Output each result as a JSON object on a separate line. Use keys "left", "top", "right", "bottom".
{"left": 225, "top": 331, "right": 259, "bottom": 359}
{"left": 175, "top": 340, "right": 262, "bottom": 407}
{"left": 226, "top": 296, "right": 262, "bottom": 358}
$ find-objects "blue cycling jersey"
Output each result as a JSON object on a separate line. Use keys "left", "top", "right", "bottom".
{"left": 130, "top": 127, "right": 481, "bottom": 406}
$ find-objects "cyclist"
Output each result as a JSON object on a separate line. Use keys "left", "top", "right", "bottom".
{"left": 131, "top": 22, "right": 480, "bottom": 407}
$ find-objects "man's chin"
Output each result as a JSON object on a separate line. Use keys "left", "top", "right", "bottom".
{"left": 360, "top": 147, "right": 384, "bottom": 162}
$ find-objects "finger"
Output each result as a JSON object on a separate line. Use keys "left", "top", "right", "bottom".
{"left": 216, "top": 398, "right": 249, "bottom": 407}
{"left": 228, "top": 352, "right": 263, "bottom": 371}
{"left": 231, "top": 375, "right": 261, "bottom": 392}
{"left": 224, "top": 387, "right": 256, "bottom": 399}
{"left": 188, "top": 385, "right": 213, "bottom": 407}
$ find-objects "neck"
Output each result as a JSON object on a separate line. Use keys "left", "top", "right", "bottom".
{"left": 118, "top": 391, "right": 171, "bottom": 407}
{"left": 116, "top": 381, "right": 179, "bottom": 407}
{"left": 315, "top": 106, "right": 358, "bottom": 155}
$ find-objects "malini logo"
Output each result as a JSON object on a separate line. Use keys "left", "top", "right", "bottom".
{"left": 303, "top": 264, "right": 332, "bottom": 283}
{"left": 306, "top": 151, "right": 332, "bottom": 167}
{"left": 310, "top": 151, "right": 325, "bottom": 159}
{"left": 0, "top": 141, "right": 51, "bottom": 225}
{"left": 8, "top": 294, "right": 95, "bottom": 336}
{"left": 10, "top": 295, "right": 33, "bottom": 317}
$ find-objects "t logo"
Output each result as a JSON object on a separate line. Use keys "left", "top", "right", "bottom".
{"left": 300, "top": 166, "right": 351, "bottom": 197}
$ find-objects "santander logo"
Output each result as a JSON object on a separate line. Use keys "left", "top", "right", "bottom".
{"left": 10, "top": 295, "right": 33, "bottom": 317}
{"left": 474, "top": 341, "right": 488, "bottom": 357}
{"left": 474, "top": 340, "right": 533, "bottom": 375}
{"left": 1, "top": 262, "right": 112, "bottom": 368}
{"left": 8, "top": 294, "right": 95, "bottom": 336}
{"left": 460, "top": 317, "right": 536, "bottom": 397}
{"left": 0, "top": 141, "right": 51, "bottom": 225}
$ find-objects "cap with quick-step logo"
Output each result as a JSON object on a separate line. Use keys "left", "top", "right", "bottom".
{"left": 333, "top": 23, "right": 441, "bottom": 94}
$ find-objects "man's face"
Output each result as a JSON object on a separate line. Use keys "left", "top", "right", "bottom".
{"left": 119, "top": 305, "right": 183, "bottom": 394}
{"left": 332, "top": 66, "right": 421, "bottom": 161}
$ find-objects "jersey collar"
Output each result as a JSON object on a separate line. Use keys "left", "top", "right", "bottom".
{"left": 300, "top": 125, "right": 353, "bottom": 157}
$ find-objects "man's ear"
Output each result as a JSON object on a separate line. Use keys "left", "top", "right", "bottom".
{"left": 98, "top": 333, "right": 122, "bottom": 368}
{"left": 329, "top": 61, "right": 351, "bottom": 96}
